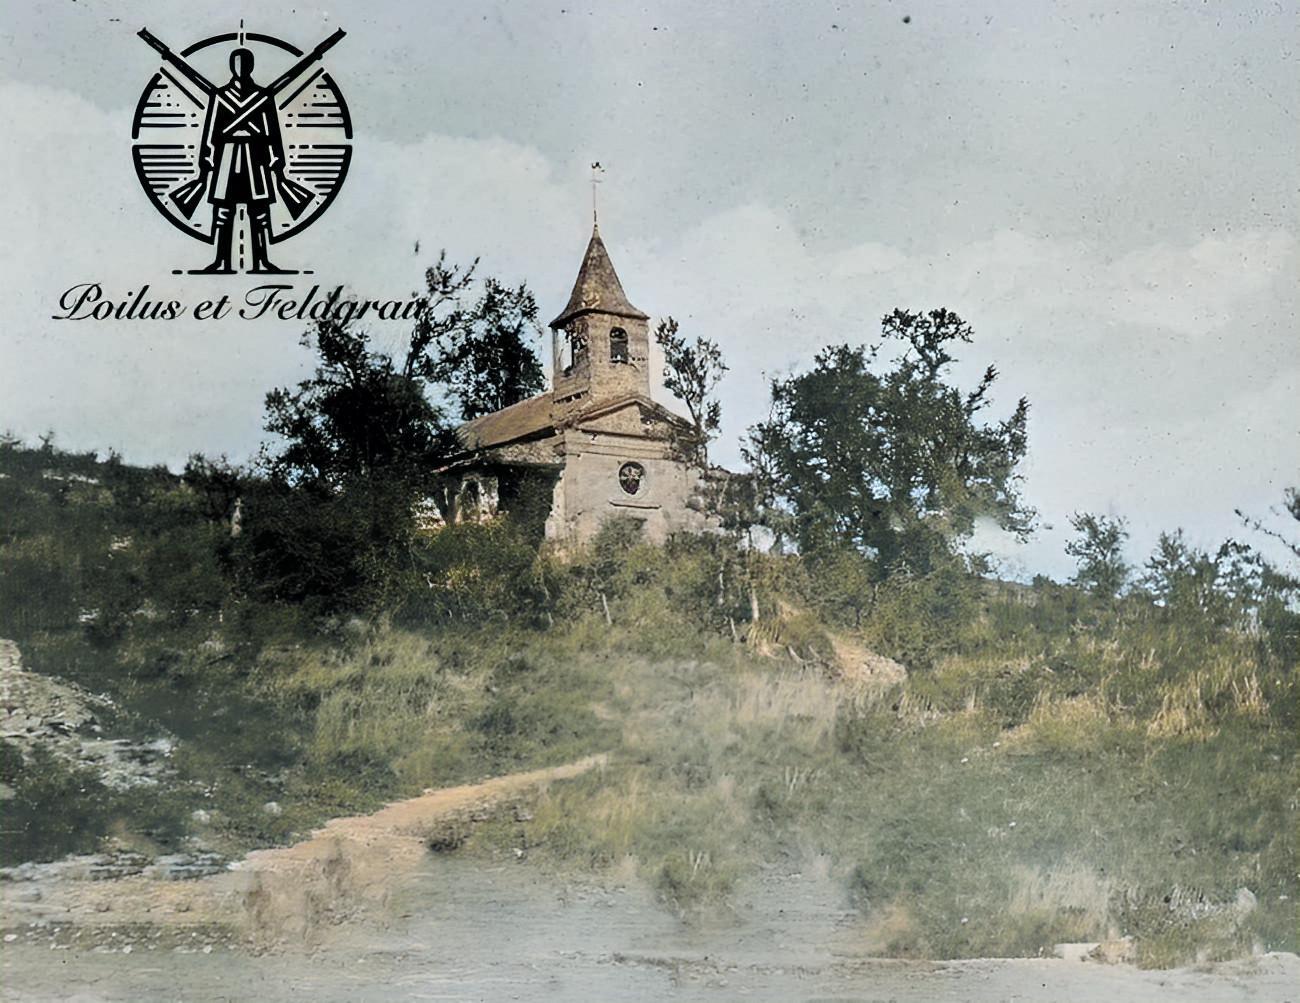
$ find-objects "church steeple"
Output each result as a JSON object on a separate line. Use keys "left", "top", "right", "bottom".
{"left": 550, "top": 224, "right": 648, "bottom": 329}
{"left": 549, "top": 223, "right": 651, "bottom": 405}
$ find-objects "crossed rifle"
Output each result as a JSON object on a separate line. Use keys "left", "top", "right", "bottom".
{"left": 137, "top": 27, "right": 346, "bottom": 220}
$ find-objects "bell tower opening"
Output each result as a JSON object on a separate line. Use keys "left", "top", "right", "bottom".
{"left": 610, "top": 328, "right": 629, "bottom": 363}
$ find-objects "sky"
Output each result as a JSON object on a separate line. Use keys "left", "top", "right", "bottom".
{"left": 1, "top": 0, "right": 1296, "bottom": 578}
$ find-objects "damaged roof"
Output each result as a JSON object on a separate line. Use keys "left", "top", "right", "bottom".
{"left": 456, "top": 393, "right": 556, "bottom": 452}
{"left": 453, "top": 392, "right": 692, "bottom": 459}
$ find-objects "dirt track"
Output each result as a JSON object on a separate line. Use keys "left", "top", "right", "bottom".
{"left": 0, "top": 754, "right": 609, "bottom": 947}
{"left": 3, "top": 754, "right": 1297, "bottom": 1002}
{"left": 3, "top": 859, "right": 1296, "bottom": 1002}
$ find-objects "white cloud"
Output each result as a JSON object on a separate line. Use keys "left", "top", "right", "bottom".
{"left": 1, "top": 80, "right": 1296, "bottom": 580}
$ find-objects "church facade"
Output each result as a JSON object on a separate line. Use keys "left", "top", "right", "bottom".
{"left": 432, "top": 224, "right": 714, "bottom": 545}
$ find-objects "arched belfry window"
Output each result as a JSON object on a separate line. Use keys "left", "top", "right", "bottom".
{"left": 563, "top": 328, "right": 588, "bottom": 375}
{"left": 610, "top": 328, "right": 629, "bottom": 363}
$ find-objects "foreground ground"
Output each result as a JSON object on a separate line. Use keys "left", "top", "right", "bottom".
{"left": 3, "top": 760, "right": 1297, "bottom": 1003}
{"left": 4, "top": 860, "right": 1298, "bottom": 1003}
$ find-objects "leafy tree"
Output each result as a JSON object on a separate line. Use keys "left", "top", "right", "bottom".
{"left": 746, "top": 309, "right": 1031, "bottom": 573}
{"left": 264, "top": 251, "right": 546, "bottom": 488}
{"left": 1237, "top": 487, "right": 1300, "bottom": 661}
{"left": 654, "top": 317, "right": 728, "bottom": 466}
{"left": 251, "top": 254, "right": 548, "bottom": 609}
{"left": 1065, "top": 512, "right": 1129, "bottom": 598}
{"left": 1139, "top": 530, "right": 1264, "bottom": 630}
{"left": 1237, "top": 487, "right": 1300, "bottom": 564}
{"left": 255, "top": 294, "right": 461, "bottom": 608}
{"left": 182, "top": 454, "right": 245, "bottom": 523}
{"left": 263, "top": 312, "right": 456, "bottom": 493}
{"left": 419, "top": 255, "right": 544, "bottom": 422}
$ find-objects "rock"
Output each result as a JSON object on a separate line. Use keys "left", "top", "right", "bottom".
{"left": 144, "top": 853, "right": 226, "bottom": 881}
{"left": 828, "top": 636, "right": 907, "bottom": 687}
{"left": 0, "top": 639, "right": 173, "bottom": 791}
{"left": 0, "top": 782, "right": 16, "bottom": 800}
{"left": 1055, "top": 942, "right": 1100, "bottom": 962}
{"left": 87, "top": 851, "right": 148, "bottom": 881}
{"left": 1235, "top": 887, "right": 1258, "bottom": 916}
{"left": 3, "top": 933, "right": 17, "bottom": 942}
{"left": 191, "top": 809, "right": 212, "bottom": 825}
{"left": 1088, "top": 937, "right": 1135, "bottom": 965}
{"left": 262, "top": 801, "right": 282, "bottom": 817}
{"left": 11, "top": 887, "right": 42, "bottom": 903}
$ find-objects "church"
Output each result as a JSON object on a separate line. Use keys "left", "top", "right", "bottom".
{"left": 432, "top": 223, "right": 715, "bottom": 545}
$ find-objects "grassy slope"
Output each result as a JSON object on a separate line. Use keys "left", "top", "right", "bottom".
{"left": 1, "top": 443, "right": 1295, "bottom": 967}
{"left": 458, "top": 610, "right": 1296, "bottom": 967}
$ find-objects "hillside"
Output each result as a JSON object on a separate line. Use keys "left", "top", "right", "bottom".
{"left": 0, "top": 441, "right": 1296, "bottom": 967}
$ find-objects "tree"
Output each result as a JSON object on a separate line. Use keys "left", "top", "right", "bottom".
{"left": 1237, "top": 487, "right": 1300, "bottom": 564}
{"left": 746, "top": 308, "right": 1032, "bottom": 573}
{"left": 251, "top": 254, "right": 549, "bottom": 610}
{"left": 181, "top": 454, "right": 245, "bottom": 523}
{"left": 1237, "top": 487, "right": 1300, "bottom": 661}
{"left": 654, "top": 317, "right": 728, "bottom": 467}
{"left": 255, "top": 295, "right": 460, "bottom": 609}
{"left": 1139, "top": 529, "right": 1265, "bottom": 628}
{"left": 420, "top": 256, "right": 544, "bottom": 422}
{"left": 263, "top": 311, "right": 456, "bottom": 493}
{"left": 1065, "top": 512, "right": 1129, "bottom": 598}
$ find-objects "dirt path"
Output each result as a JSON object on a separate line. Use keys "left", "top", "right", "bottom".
{"left": 3, "top": 856, "right": 1296, "bottom": 1002}
{"left": 3, "top": 753, "right": 1297, "bottom": 1001}
{"left": 0, "top": 753, "right": 607, "bottom": 947}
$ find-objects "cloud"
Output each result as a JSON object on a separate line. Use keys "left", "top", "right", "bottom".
{"left": 621, "top": 204, "right": 1297, "bottom": 575}
{"left": 0, "top": 79, "right": 1296, "bottom": 580}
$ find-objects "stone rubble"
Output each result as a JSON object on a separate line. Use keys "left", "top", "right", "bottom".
{"left": 0, "top": 638, "right": 173, "bottom": 790}
{"left": 0, "top": 849, "right": 229, "bottom": 888}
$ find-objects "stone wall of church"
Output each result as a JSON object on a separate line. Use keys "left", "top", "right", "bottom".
{"left": 544, "top": 428, "right": 714, "bottom": 545}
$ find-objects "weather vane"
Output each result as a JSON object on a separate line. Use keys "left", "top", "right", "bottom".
{"left": 590, "top": 161, "right": 604, "bottom": 227}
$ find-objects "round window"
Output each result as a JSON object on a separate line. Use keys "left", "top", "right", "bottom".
{"left": 618, "top": 461, "right": 645, "bottom": 496}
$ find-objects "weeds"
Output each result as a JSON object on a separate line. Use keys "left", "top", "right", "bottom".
{"left": 1, "top": 440, "right": 1295, "bottom": 965}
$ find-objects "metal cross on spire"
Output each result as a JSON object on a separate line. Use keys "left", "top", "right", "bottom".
{"left": 590, "top": 161, "right": 605, "bottom": 228}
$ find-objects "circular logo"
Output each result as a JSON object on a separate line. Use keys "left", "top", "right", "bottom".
{"left": 132, "top": 26, "right": 351, "bottom": 273}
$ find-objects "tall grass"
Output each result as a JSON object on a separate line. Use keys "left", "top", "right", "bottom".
{"left": 2, "top": 441, "right": 1295, "bottom": 965}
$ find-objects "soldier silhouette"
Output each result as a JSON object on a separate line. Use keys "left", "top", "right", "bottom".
{"left": 137, "top": 28, "right": 345, "bottom": 273}
{"left": 197, "top": 47, "right": 289, "bottom": 273}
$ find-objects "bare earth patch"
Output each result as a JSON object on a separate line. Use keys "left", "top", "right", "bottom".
{"left": 2, "top": 751, "right": 1298, "bottom": 1000}
{"left": 0, "top": 754, "right": 608, "bottom": 948}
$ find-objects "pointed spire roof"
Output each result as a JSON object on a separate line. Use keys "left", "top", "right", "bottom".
{"left": 550, "top": 224, "right": 649, "bottom": 328}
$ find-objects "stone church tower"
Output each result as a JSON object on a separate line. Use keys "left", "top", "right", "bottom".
{"left": 550, "top": 224, "right": 653, "bottom": 408}
{"left": 433, "top": 222, "right": 713, "bottom": 545}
